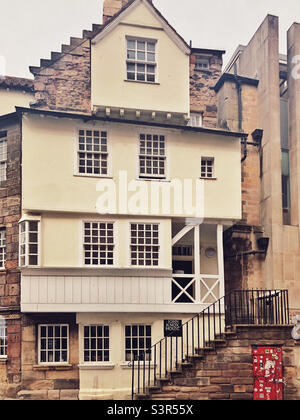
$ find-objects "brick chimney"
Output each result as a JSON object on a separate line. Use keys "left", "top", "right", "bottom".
{"left": 102, "top": 0, "right": 153, "bottom": 24}
{"left": 103, "top": 0, "right": 130, "bottom": 24}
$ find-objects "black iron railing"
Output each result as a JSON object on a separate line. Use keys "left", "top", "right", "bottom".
{"left": 131, "top": 289, "right": 289, "bottom": 399}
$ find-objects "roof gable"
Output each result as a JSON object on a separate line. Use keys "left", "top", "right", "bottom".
{"left": 92, "top": 0, "right": 190, "bottom": 55}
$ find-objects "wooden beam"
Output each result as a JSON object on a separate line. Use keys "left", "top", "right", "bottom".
{"left": 172, "top": 225, "right": 194, "bottom": 246}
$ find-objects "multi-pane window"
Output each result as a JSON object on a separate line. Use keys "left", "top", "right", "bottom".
{"left": 125, "top": 325, "right": 151, "bottom": 361}
{"left": 83, "top": 325, "right": 109, "bottom": 363}
{"left": 19, "top": 220, "right": 40, "bottom": 267}
{"left": 39, "top": 324, "right": 69, "bottom": 364}
{"left": 0, "top": 131, "right": 7, "bottom": 182}
{"left": 139, "top": 134, "right": 166, "bottom": 179}
{"left": 126, "top": 38, "right": 156, "bottom": 82}
{"left": 0, "top": 319, "right": 7, "bottom": 358}
{"left": 0, "top": 228, "right": 6, "bottom": 269}
{"left": 78, "top": 130, "right": 108, "bottom": 176}
{"left": 195, "top": 56, "right": 210, "bottom": 71}
{"left": 130, "top": 223, "right": 159, "bottom": 267}
{"left": 83, "top": 222, "right": 114, "bottom": 266}
{"left": 201, "top": 157, "right": 214, "bottom": 179}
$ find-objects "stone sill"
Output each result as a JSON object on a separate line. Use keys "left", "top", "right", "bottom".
{"left": 200, "top": 177, "right": 217, "bottom": 181}
{"left": 78, "top": 363, "right": 115, "bottom": 370}
{"left": 0, "top": 357, "right": 7, "bottom": 364}
{"left": 33, "top": 364, "right": 73, "bottom": 371}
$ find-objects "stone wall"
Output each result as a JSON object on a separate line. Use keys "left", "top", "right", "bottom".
{"left": 190, "top": 51, "right": 223, "bottom": 128}
{"left": 216, "top": 77, "right": 264, "bottom": 292}
{"left": 31, "top": 38, "right": 91, "bottom": 114}
{"left": 0, "top": 118, "right": 22, "bottom": 399}
{"left": 18, "top": 314, "right": 79, "bottom": 400}
{"left": 146, "top": 325, "right": 299, "bottom": 400}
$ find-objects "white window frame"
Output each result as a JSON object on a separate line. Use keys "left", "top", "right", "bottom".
{"left": 75, "top": 128, "right": 111, "bottom": 178}
{"left": 0, "top": 228, "right": 6, "bottom": 270}
{"left": 130, "top": 222, "right": 160, "bottom": 268}
{"left": 83, "top": 325, "right": 110, "bottom": 364}
{"left": 138, "top": 133, "right": 167, "bottom": 180}
{"left": 195, "top": 55, "right": 210, "bottom": 71}
{"left": 201, "top": 157, "right": 215, "bottom": 179}
{"left": 83, "top": 221, "right": 115, "bottom": 267}
{"left": 126, "top": 36, "right": 157, "bottom": 83}
{"left": 38, "top": 324, "right": 69, "bottom": 365}
{"left": 0, "top": 131, "right": 7, "bottom": 183}
{"left": 188, "top": 112, "right": 203, "bottom": 128}
{"left": 19, "top": 219, "right": 41, "bottom": 267}
{"left": 0, "top": 318, "right": 7, "bottom": 359}
{"left": 124, "top": 324, "right": 152, "bottom": 362}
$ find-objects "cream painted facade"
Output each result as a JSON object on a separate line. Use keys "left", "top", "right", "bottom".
{"left": 0, "top": 88, "right": 33, "bottom": 116}
{"left": 19, "top": 108, "right": 241, "bottom": 398}
{"left": 21, "top": 114, "right": 241, "bottom": 220}
{"left": 91, "top": 0, "right": 190, "bottom": 116}
{"left": 76, "top": 312, "right": 213, "bottom": 400}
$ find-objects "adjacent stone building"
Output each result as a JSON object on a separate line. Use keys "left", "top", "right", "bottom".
{"left": 0, "top": 77, "right": 34, "bottom": 398}
{"left": 215, "top": 15, "right": 300, "bottom": 318}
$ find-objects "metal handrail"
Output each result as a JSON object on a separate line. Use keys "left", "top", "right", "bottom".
{"left": 131, "top": 289, "right": 289, "bottom": 399}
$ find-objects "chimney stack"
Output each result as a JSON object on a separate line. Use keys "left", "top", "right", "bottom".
{"left": 103, "top": 0, "right": 130, "bottom": 24}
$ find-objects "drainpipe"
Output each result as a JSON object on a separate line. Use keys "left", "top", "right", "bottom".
{"left": 234, "top": 63, "right": 243, "bottom": 131}
{"left": 233, "top": 64, "right": 247, "bottom": 163}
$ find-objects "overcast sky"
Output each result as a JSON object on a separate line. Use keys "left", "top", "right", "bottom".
{"left": 1, "top": 0, "right": 300, "bottom": 78}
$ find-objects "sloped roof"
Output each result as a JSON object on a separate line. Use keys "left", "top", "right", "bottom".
{"left": 0, "top": 76, "right": 34, "bottom": 92}
{"left": 93, "top": 0, "right": 190, "bottom": 51}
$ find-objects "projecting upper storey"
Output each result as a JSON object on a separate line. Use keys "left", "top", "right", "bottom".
{"left": 29, "top": 0, "right": 224, "bottom": 127}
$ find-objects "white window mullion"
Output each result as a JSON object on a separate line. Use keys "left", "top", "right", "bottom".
{"left": 126, "top": 38, "right": 157, "bottom": 83}
{"left": 139, "top": 133, "right": 166, "bottom": 179}
{"left": 0, "top": 319, "right": 7, "bottom": 358}
{"left": 0, "top": 132, "right": 7, "bottom": 183}
{"left": 39, "top": 324, "right": 69, "bottom": 365}
{"left": 19, "top": 220, "right": 40, "bottom": 267}
{"left": 83, "top": 222, "right": 114, "bottom": 266}
{"left": 130, "top": 223, "right": 159, "bottom": 267}
{"left": 0, "top": 228, "right": 6, "bottom": 269}
{"left": 201, "top": 157, "right": 215, "bottom": 179}
{"left": 78, "top": 130, "right": 108, "bottom": 176}
{"left": 125, "top": 324, "right": 151, "bottom": 362}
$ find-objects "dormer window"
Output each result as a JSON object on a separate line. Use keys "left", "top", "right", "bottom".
{"left": 126, "top": 37, "right": 157, "bottom": 83}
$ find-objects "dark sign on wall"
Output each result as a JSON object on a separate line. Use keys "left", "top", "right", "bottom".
{"left": 164, "top": 320, "right": 182, "bottom": 337}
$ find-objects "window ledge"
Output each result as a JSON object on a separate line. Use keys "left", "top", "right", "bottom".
{"left": 33, "top": 364, "right": 73, "bottom": 371}
{"left": 0, "top": 357, "right": 7, "bottom": 364}
{"left": 199, "top": 177, "right": 217, "bottom": 181}
{"left": 136, "top": 178, "right": 170, "bottom": 182}
{"left": 124, "top": 80, "right": 160, "bottom": 86}
{"left": 74, "top": 174, "right": 113, "bottom": 179}
{"left": 78, "top": 363, "right": 115, "bottom": 370}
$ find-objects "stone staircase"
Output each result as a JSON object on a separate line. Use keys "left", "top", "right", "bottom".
{"left": 135, "top": 325, "right": 298, "bottom": 401}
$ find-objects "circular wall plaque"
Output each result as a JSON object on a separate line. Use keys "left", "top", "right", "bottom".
{"left": 205, "top": 247, "right": 216, "bottom": 258}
